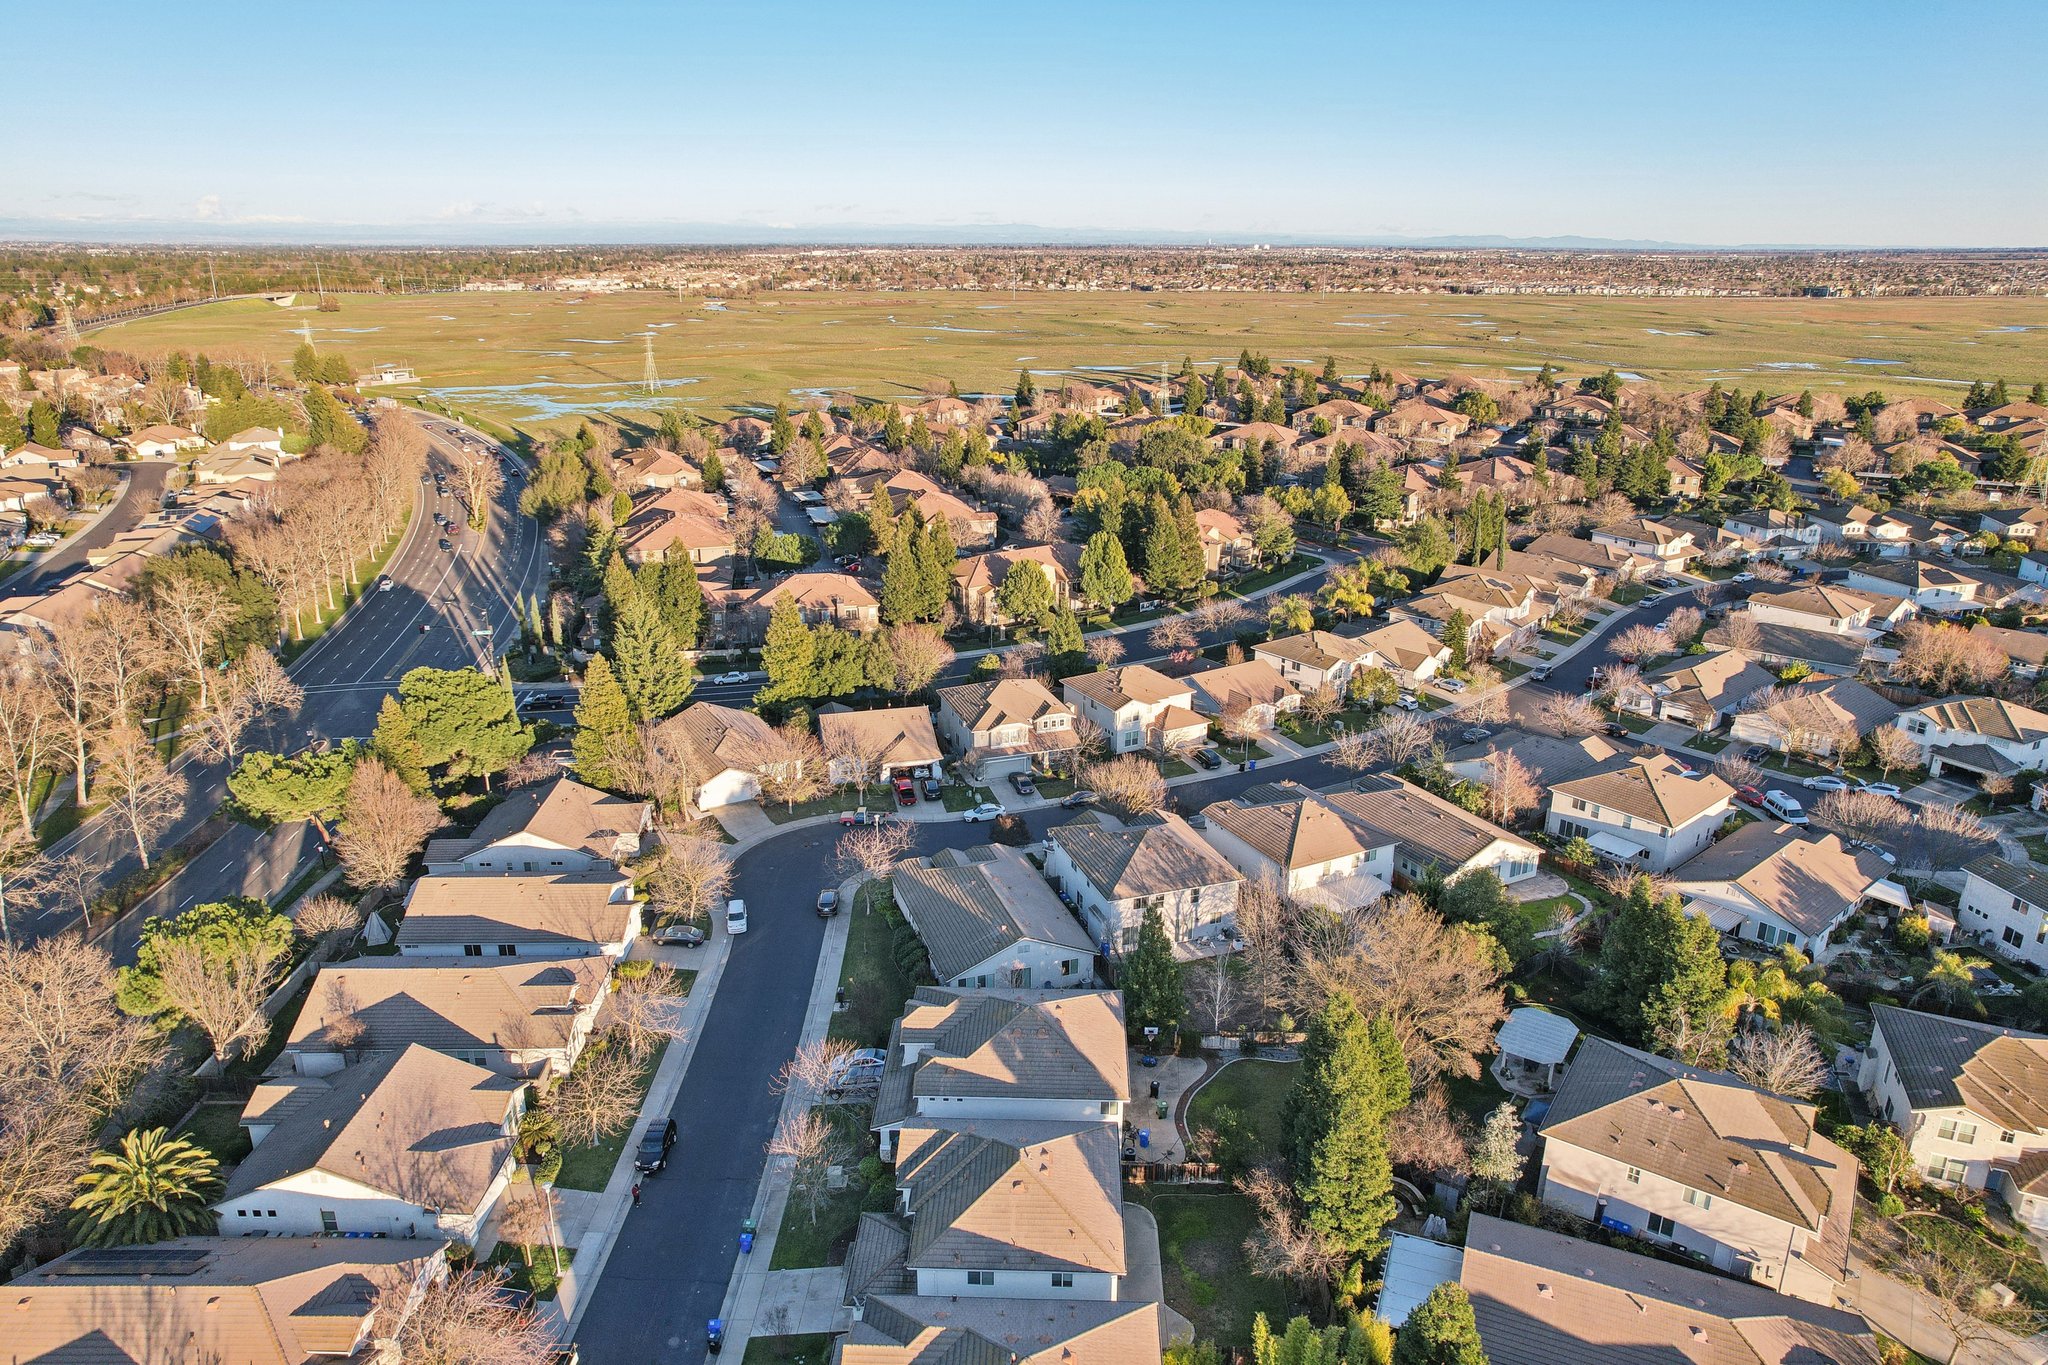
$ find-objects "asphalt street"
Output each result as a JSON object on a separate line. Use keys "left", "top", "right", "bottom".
{"left": 1, "top": 461, "right": 168, "bottom": 595}
{"left": 26, "top": 418, "right": 547, "bottom": 955}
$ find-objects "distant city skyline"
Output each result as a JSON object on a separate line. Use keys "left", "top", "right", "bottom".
{"left": 6, "top": 0, "right": 2043, "bottom": 248}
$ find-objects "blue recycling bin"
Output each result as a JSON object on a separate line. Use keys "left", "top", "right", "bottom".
{"left": 1138, "top": 1128, "right": 1150, "bottom": 1149}
{"left": 709, "top": 1319, "right": 726, "bottom": 1353}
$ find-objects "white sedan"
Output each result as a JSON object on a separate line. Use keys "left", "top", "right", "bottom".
{"left": 1857, "top": 781, "right": 1904, "bottom": 798}
{"left": 712, "top": 671, "right": 750, "bottom": 685}
{"left": 1801, "top": 775, "right": 1850, "bottom": 792}
{"left": 961, "top": 802, "right": 1006, "bottom": 823}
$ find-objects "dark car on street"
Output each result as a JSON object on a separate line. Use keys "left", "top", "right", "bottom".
{"left": 635, "top": 1117, "right": 678, "bottom": 1173}
{"left": 1061, "top": 789, "right": 1099, "bottom": 809}
{"left": 1601, "top": 722, "right": 1631, "bottom": 739}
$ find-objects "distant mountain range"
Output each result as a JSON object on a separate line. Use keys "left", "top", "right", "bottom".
{"left": 0, "top": 216, "right": 2029, "bottom": 252}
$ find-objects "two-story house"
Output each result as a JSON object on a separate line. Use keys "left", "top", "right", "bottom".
{"left": 1254, "top": 629, "right": 1379, "bottom": 694}
{"left": 1399, "top": 570, "right": 1548, "bottom": 660}
{"left": 1328, "top": 775, "right": 1543, "bottom": 886}
{"left": 1844, "top": 559, "right": 2015, "bottom": 615}
{"left": 1970, "top": 623, "right": 2048, "bottom": 678}
{"left": 1193, "top": 507, "right": 1258, "bottom": 572}
{"left": 1522, "top": 531, "right": 1657, "bottom": 582}
{"left": 1545, "top": 754, "right": 1734, "bottom": 872}
{"left": 1042, "top": 812, "right": 1242, "bottom": 955}
{"left": 1891, "top": 695, "right": 2048, "bottom": 788}
{"left": 1858, "top": 1004, "right": 2048, "bottom": 1229}
{"left": 841, "top": 1297, "right": 1162, "bottom": 1365}
{"left": 1725, "top": 508, "right": 1821, "bottom": 555}
{"left": 395, "top": 872, "right": 643, "bottom": 959}
{"left": 218, "top": 1045, "right": 522, "bottom": 1243}
{"left": 1959, "top": 855, "right": 2048, "bottom": 975}
{"left": 1669, "top": 822, "right": 1910, "bottom": 959}
{"left": 281, "top": 956, "right": 611, "bottom": 1081}
{"left": 935, "top": 677, "right": 1076, "bottom": 782}
{"left": 1615, "top": 650, "right": 1779, "bottom": 732}
{"left": 423, "top": 775, "right": 648, "bottom": 875}
{"left": 1199, "top": 782, "right": 1394, "bottom": 910}
{"left": 1181, "top": 658, "right": 1301, "bottom": 731}
{"left": 737, "top": 572, "right": 880, "bottom": 638}
{"left": 864, "top": 468, "right": 998, "bottom": 545}
{"left": 869, "top": 987, "right": 1126, "bottom": 1159}
{"left": 1537, "top": 1037, "right": 1857, "bottom": 1303}
{"left": 951, "top": 543, "right": 1085, "bottom": 627}
{"left": 1589, "top": 517, "right": 1695, "bottom": 571}
{"left": 1744, "top": 584, "right": 1883, "bottom": 638}
{"left": 892, "top": 845, "right": 1097, "bottom": 992}
{"left": 1061, "top": 665, "right": 1207, "bottom": 756}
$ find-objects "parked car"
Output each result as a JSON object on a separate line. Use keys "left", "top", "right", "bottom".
{"left": 1395, "top": 693, "right": 1420, "bottom": 710}
{"left": 1459, "top": 727, "right": 1491, "bottom": 744}
{"left": 1601, "top": 722, "right": 1631, "bottom": 739}
{"left": 1734, "top": 784, "right": 1766, "bottom": 808}
{"left": 1009, "top": 771, "right": 1037, "bottom": 796}
{"left": 816, "top": 889, "right": 839, "bottom": 918}
{"left": 1802, "top": 775, "right": 1849, "bottom": 792}
{"left": 1852, "top": 839, "right": 1899, "bottom": 864}
{"left": 654, "top": 922, "right": 707, "bottom": 947}
{"left": 1732, "top": 571, "right": 1756, "bottom": 582}
{"left": 1438, "top": 677, "right": 1467, "bottom": 693}
{"left": 1743, "top": 744, "right": 1770, "bottom": 762}
{"left": 826, "top": 1048, "right": 886, "bottom": 1094}
{"left": 725, "top": 898, "right": 749, "bottom": 934}
{"left": 1763, "top": 790, "right": 1808, "bottom": 825}
{"left": 1857, "top": 781, "right": 1904, "bottom": 798}
{"left": 635, "top": 1117, "right": 678, "bottom": 1173}
{"left": 839, "top": 808, "right": 892, "bottom": 826}
{"left": 712, "top": 671, "right": 749, "bottom": 685}
{"left": 893, "top": 777, "right": 918, "bottom": 807}
{"left": 922, "top": 777, "right": 942, "bottom": 801}
{"left": 962, "top": 802, "right": 1006, "bottom": 823}
{"left": 1531, "top": 666, "right": 1552, "bottom": 681}
{"left": 1191, "top": 747, "right": 1223, "bottom": 770}
{"left": 1061, "top": 789, "right": 1099, "bottom": 809}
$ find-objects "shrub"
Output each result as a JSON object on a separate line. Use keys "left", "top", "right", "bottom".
{"left": 613, "top": 958, "right": 654, "bottom": 982}
{"left": 1878, "top": 1193, "right": 1905, "bottom": 1218}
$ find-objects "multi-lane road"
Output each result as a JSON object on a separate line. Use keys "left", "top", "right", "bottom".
{"left": 23, "top": 417, "right": 547, "bottom": 953}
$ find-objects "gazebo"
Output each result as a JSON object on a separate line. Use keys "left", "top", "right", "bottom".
{"left": 1490, "top": 1007, "right": 1579, "bottom": 1096}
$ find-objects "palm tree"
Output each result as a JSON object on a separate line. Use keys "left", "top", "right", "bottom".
{"left": 70, "top": 1128, "right": 222, "bottom": 1247}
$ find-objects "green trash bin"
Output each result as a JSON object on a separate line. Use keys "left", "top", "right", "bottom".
{"left": 1156, "top": 1100, "right": 1168, "bottom": 1120}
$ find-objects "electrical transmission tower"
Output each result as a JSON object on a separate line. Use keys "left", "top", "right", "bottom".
{"left": 57, "top": 299, "right": 78, "bottom": 347}
{"left": 641, "top": 333, "right": 661, "bottom": 397}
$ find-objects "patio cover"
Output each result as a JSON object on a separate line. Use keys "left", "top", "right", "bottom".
{"left": 1587, "top": 829, "right": 1649, "bottom": 863}
{"left": 1375, "top": 1233, "right": 1465, "bottom": 1327}
{"left": 1494, "top": 1007, "right": 1578, "bottom": 1068}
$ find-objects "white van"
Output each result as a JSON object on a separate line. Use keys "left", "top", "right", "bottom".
{"left": 725, "top": 898, "right": 749, "bottom": 934}
{"left": 1763, "top": 791, "right": 1807, "bottom": 825}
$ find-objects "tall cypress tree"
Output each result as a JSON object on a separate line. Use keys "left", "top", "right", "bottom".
{"left": 759, "top": 593, "right": 817, "bottom": 703}
{"left": 572, "top": 655, "right": 634, "bottom": 787}
{"left": 1391, "top": 1283, "right": 1488, "bottom": 1365}
{"left": 1079, "top": 531, "right": 1134, "bottom": 612}
{"left": 610, "top": 592, "right": 692, "bottom": 722}
{"left": 921, "top": 513, "right": 956, "bottom": 618}
{"left": 1122, "top": 906, "right": 1185, "bottom": 1040}
{"left": 371, "top": 694, "right": 430, "bottom": 793}
{"left": 1285, "top": 995, "right": 1398, "bottom": 1259}
{"left": 880, "top": 511, "right": 927, "bottom": 625}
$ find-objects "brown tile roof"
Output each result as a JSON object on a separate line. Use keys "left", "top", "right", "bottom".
{"left": 396, "top": 871, "right": 636, "bottom": 950}
{"left": 1061, "top": 664, "right": 1190, "bottom": 711}
{"left": 1522, "top": 531, "right": 1657, "bottom": 575}
{"left": 1674, "top": 823, "right": 1892, "bottom": 938}
{"left": 1965, "top": 854, "right": 2048, "bottom": 912}
{"left": 877, "top": 469, "right": 993, "bottom": 527}
{"left": 1971, "top": 622, "right": 2048, "bottom": 667}
{"left": 818, "top": 705, "right": 943, "bottom": 769}
{"left": 428, "top": 774, "right": 643, "bottom": 864}
{"left": 895, "top": 1121, "right": 1124, "bottom": 1275}
{"left": 1329, "top": 776, "right": 1537, "bottom": 872}
{"left": 893, "top": 847, "right": 1096, "bottom": 981}
{"left": 1048, "top": 812, "right": 1240, "bottom": 900}
{"left": 1183, "top": 658, "right": 1298, "bottom": 713}
{"left": 1550, "top": 754, "right": 1733, "bottom": 830}
{"left": 1202, "top": 786, "right": 1385, "bottom": 870}
{"left": 746, "top": 570, "right": 878, "bottom": 613}
{"left": 1640, "top": 649, "right": 1780, "bottom": 714}
{"left": 877, "top": 988, "right": 1127, "bottom": 1128}
{"left": 663, "top": 700, "right": 778, "bottom": 774}
{"left": 842, "top": 1296, "right": 1163, "bottom": 1365}
{"left": 1907, "top": 695, "right": 2048, "bottom": 744}
{"left": 1357, "top": 619, "right": 1450, "bottom": 673}
{"left": 286, "top": 956, "right": 608, "bottom": 1061}
{"left": 1872, "top": 1005, "right": 2048, "bottom": 1133}
{"left": 952, "top": 542, "right": 1080, "bottom": 596}
{"left": 1193, "top": 507, "right": 1248, "bottom": 543}
{"left": 1459, "top": 1214, "right": 1879, "bottom": 1365}
{"left": 9, "top": 1237, "right": 446, "bottom": 1365}
{"left": 936, "top": 677, "right": 1073, "bottom": 734}
{"left": 1255, "top": 629, "right": 1376, "bottom": 673}
{"left": 225, "top": 1045, "right": 520, "bottom": 1210}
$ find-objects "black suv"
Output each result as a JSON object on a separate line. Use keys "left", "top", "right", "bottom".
{"left": 635, "top": 1117, "right": 678, "bottom": 1173}
{"left": 1191, "top": 748, "right": 1223, "bottom": 770}
{"left": 1009, "top": 771, "right": 1037, "bottom": 796}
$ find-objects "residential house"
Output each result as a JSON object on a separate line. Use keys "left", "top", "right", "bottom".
{"left": 1442, "top": 546, "right": 1607, "bottom": 599}
{"left": 1891, "top": 695, "right": 2048, "bottom": 786}
{"left": 1745, "top": 584, "right": 1883, "bottom": 637}
{"left": 613, "top": 446, "right": 700, "bottom": 490}
{"left": 1355, "top": 619, "right": 1451, "bottom": 685}
{"left": 618, "top": 487, "right": 735, "bottom": 567}
{"left": 190, "top": 448, "right": 281, "bottom": 487}
{"left": 1670, "top": 822, "right": 1909, "bottom": 958}
{"left": 1960, "top": 855, "right": 2048, "bottom": 975}
{"left": 1725, "top": 507, "right": 1821, "bottom": 554}
{"left": 1380, "top": 397, "right": 1470, "bottom": 443}
{"left": 1181, "top": 658, "right": 1301, "bottom": 731}
{"left": 934, "top": 677, "right": 1077, "bottom": 781}
{"left": 1705, "top": 613, "right": 1873, "bottom": 678}
{"left": 1199, "top": 781, "right": 1394, "bottom": 910}
{"left": 952, "top": 543, "right": 1084, "bottom": 627}
{"left": 1214, "top": 420, "right": 1299, "bottom": 453}
{"left": 1972, "top": 622, "right": 2048, "bottom": 677}
{"left": 422, "top": 775, "right": 648, "bottom": 874}
{"left": 1328, "top": 775, "right": 1543, "bottom": 886}
{"left": 1375, "top": 1214, "right": 1881, "bottom": 1363}
{"left": 395, "top": 871, "right": 643, "bottom": 959}
{"left": 1042, "top": 812, "right": 1242, "bottom": 955}
{"left": 1545, "top": 754, "right": 1734, "bottom": 872}
{"left": 1616, "top": 650, "right": 1780, "bottom": 732}
{"left": 6, "top": 1236, "right": 448, "bottom": 1365}
{"left": 282, "top": 956, "right": 610, "bottom": 1081}
{"left": 1858, "top": 1004, "right": 2048, "bottom": 1228}
{"left": 123, "top": 423, "right": 208, "bottom": 458}
{"left": 893, "top": 846, "right": 1097, "bottom": 992}
{"left": 1521, "top": 530, "right": 1657, "bottom": 582}
{"left": 1399, "top": 570, "right": 1547, "bottom": 660}
{"left": 1452, "top": 454, "right": 1540, "bottom": 501}
{"left": 1254, "top": 629, "right": 1379, "bottom": 693}
{"left": 219, "top": 1045, "right": 522, "bottom": 1243}
{"left": 1193, "top": 507, "right": 1257, "bottom": 572}
{"left": 1446, "top": 733, "right": 1628, "bottom": 791}
{"left": 1805, "top": 502, "right": 1887, "bottom": 547}
{"left": 818, "top": 704, "right": 945, "bottom": 783}
{"left": 1984, "top": 507, "right": 2048, "bottom": 544}
{"left": 1392, "top": 462, "right": 1443, "bottom": 524}
{"left": 1727, "top": 677, "right": 1900, "bottom": 758}
{"left": 1878, "top": 509, "right": 1973, "bottom": 555}
{"left": 661, "top": 701, "right": 779, "bottom": 809}
{"left": 223, "top": 426, "right": 285, "bottom": 453}
{"left": 1589, "top": 517, "right": 1695, "bottom": 571}
{"left": 1061, "top": 665, "right": 1206, "bottom": 756}
{"left": 1979, "top": 401, "right": 2048, "bottom": 431}
{"left": 1538, "top": 392, "right": 1614, "bottom": 426}
{"left": 0, "top": 439, "right": 78, "bottom": 470}
{"left": 868, "top": 469, "right": 998, "bottom": 545}
{"left": 1666, "top": 453, "right": 1705, "bottom": 497}
{"left": 1844, "top": 558, "right": 2015, "bottom": 614}
{"left": 1292, "top": 397, "right": 1377, "bottom": 431}
{"left": 1536, "top": 1038, "right": 1857, "bottom": 1302}
{"left": 741, "top": 572, "right": 880, "bottom": 635}
{"left": 870, "top": 987, "right": 1126, "bottom": 1158}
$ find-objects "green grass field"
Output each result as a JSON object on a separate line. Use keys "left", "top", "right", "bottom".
{"left": 90, "top": 290, "right": 2048, "bottom": 439}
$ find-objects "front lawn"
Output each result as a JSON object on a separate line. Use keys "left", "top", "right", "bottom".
{"left": 829, "top": 882, "right": 923, "bottom": 1048}
{"left": 1277, "top": 708, "right": 1377, "bottom": 748}
{"left": 940, "top": 783, "right": 998, "bottom": 813}
{"left": 1131, "top": 1187, "right": 1297, "bottom": 1347}
{"left": 768, "top": 1103, "right": 880, "bottom": 1269}
{"left": 1219, "top": 553, "right": 1323, "bottom": 600}
{"left": 763, "top": 788, "right": 866, "bottom": 824}
{"left": 1690, "top": 734, "right": 1731, "bottom": 753}
{"left": 1187, "top": 1059, "right": 1297, "bottom": 1170}
{"left": 1611, "top": 583, "right": 1651, "bottom": 605}
{"left": 553, "top": 1040, "right": 668, "bottom": 1191}
{"left": 484, "top": 1241, "right": 575, "bottom": 1301}
{"left": 743, "top": 1335, "right": 833, "bottom": 1365}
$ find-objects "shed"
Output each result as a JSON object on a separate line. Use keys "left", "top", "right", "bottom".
{"left": 1375, "top": 1233, "right": 1465, "bottom": 1327}
{"left": 1492, "top": 1007, "right": 1579, "bottom": 1094}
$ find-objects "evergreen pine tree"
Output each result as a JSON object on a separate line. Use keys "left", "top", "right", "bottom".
{"left": 920, "top": 514, "right": 956, "bottom": 619}
{"left": 770, "top": 400, "right": 794, "bottom": 455}
{"left": 868, "top": 488, "right": 899, "bottom": 559}
{"left": 527, "top": 591, "right": 547, "bottom": 646}
{"left": 1443, "top": 608, "right": 1471, "bottom": 673}
{"left": 1391, "top": 1283, "right": 1488, "bottom": 1365}
{"left": 1045, "top": 607, "right": 1084, "bottom": 676}
{"left": 1121, "top": 906, "right": 1185, "bottom": 1040}
{"left": 882, "top": 406, "right": 908, "bottom": 451}
{"left": 610, "top": 590, "right": 692, "bottom": 722}
{"left": 572, "top": 655, "right": 634, "bottom": 786}
{"left": 1991, "top": 378, "right": 2011, "bottom": 407}
{"left": 1014, "top": 368, "right": 1037, "bottom": 411}
{"left": 0, "top": 404, "right": 21, "bottom": 453}
{"left": 1250, "top": 1314, "right": 1277, "bottom": 1365}
{"left": 759, "top": 593, "right": 818, "bottom": 703}
{"left": 701, "top": 449, "right": 725, "bottom": 491}
{"left": 996, "top": 560, "right": 1055, "bottom": 627}
{"left": 371, "top": 694, "right": 430, "bottom": 793}
{"left": 880, "top": 512, "right": 927, "bottom": 625}
{"left": 1079, "top": 530, "right": 1135, "bottom": 611}
{"left": 1286, "top": 995, "right": 1398, "bottom": 1258}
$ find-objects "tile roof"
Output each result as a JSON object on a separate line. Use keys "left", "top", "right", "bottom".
{"left": 817, "top": 705, "right": 943, "bottom": 769}
{"left": 285, "top": 956, "right": 608, "bottom": 1062}
{"left": 1328, "top": 775, "right": 1537, "bottom": 872}
{"left": 895, "top": 1120, "right": 1125, "bottom": 1275}
{"left": 1061, "top": 664, "right": 1190, "bottom": 711}
{"left": 876, "top": 988, "right": 1128, "bottom": 1131}
{"left": 1550, "top": 754, "right": 1733, "bottom": 830}
{"left": 1182, "top": 658, "right": 1299, "bottom": 713}
{"left": 1202, "top": 784, "right": 1389, "bottom": 870}
{"left": 1459, "top": 1214, "right": 1879, "bottom": 1365}
{"left": 1047, "top": 811, "right": 1240, "bottom": 900}
{"left": 225, "top": 1045, "right": 520, "bottom": 1211}
{"left": 1703, "top": 617, "right": 1868, "bottom": 671}
{"left": 951, "top": 543, "right": 1083, "bottom": 596}
{"left": 893, "top": 845, "right": 1096, "bottom": 981}
{"left": 1542, "top": 1039, "right": 1854, "bottom": 1255}
{"left": 396, "top": 871, "right": 636, "bottom": 949}
{"left": 9, "top": 1236, "right": 445, "bottom": 1365}
{"left": 1673, "top": 823, "right": 1893, "bottom": 938}
{"left": 426, "top": 775, "right": 642, "bottom": 865}
{"left": 1522, "top": 532, "right": 1658, "bottom": 574}
{"left": 1640, "top": 649, "right": 1781, "bottom": 714}
{"left": 746, "top": 571, "right": 878, "bottom": 613}
{"left": 1748, "top": 678, "right": 1901, "bottom": 739}
{"left": 1357, "top": 619, "right": 1450, "bottom": 673}
{"left": 936, "top": 678, "right": 1073, "bottom": 734}
{"left": 1255, "top": 630, "right": 1377, "bottom": 673}
{"left": 1906, "top": 695, "right": 2048, "bottom": 744}
{"left": 663, "top": 700, "right": 778, "bottom": 774}
{"left": 1871, "top": 1005, "right": 2048, "bottom": 1132}
{"left": 841, "top": 1296, "right": 1163, "bottom": 1365}
{"left": 1970, "top": 622, "right": 2048, "bottom": 666}
{"left": 843, "top": 1211, "right": 913, "bottom": 1300}
{"left": 1965, "top": 854, "right": 2048, "bottom": 910}
{"left": 1747, "top": 584, "right": 1876, "bottom": 620}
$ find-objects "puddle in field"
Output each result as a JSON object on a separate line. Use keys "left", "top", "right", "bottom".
{"left": 416, "top": 377, "right": 702, "bottom": 420}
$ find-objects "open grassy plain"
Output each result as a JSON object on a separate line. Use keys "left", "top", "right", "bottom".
{"left": 93, "top": 289, "right": 2048, "bottom": 439}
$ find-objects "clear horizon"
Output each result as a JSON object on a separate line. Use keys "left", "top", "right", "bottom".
{"left": 7, "top": 0, "right": 2043, "bottom": 249}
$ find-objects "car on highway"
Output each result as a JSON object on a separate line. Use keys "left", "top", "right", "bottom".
{"left": 1802, "top": 775, "right": 1849, "bottom": 792}
{"left": 654, "top": 922, "right": 707, "bottom": 947}
{"left": 1763, "top": 790, "right": 1808, "bottom": 825}
{"left": 635, "top": 1117, "right": 678, "bottom": 1173}
{"left": 711, "top": 671, "right": 750, "bottom": 685}
{"left": 725, "top": 898, "right": 749, "bottom": 934}
{"left": 1009, "top": 771, "right": 1037, "bottom": 797}
{"left": 1061, "top": 789, "right": 1099, "bottom": 809}
{"left": 816, "top": 889, "right": 839, "bottom": 918}
{"left": 378, "top": 577, "right": 394, "bottom": 591}
{"left": 1857, "top": 781, "right": 1904, "bottom": 798}
{"left": 1734, "top": 784, "right": 1766, "bottom": 808}
{"left": 962, "top": 802, "right": 1006, "bottom": 822}
{"left": 894, "top": 777, "right": 918, "bottom": 806}
{"left": 1191, "top": 747, "right": 1223, "bottom": 770}
{"left": 438, "top": 537, "right": 454, "bottom": 552}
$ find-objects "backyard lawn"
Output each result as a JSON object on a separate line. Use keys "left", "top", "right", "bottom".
{"left": 176, "top": 1101, "right": 253, "bottom": 1169}
{"left": 484, "top": 1240, "right": 575, "bottom": 1301}
{"left": 1187, "top": 1059, "right": 1297, "bottom": 1169}
{"left": 1131, "top": 1186, "right": 1297, "bottom": 1348}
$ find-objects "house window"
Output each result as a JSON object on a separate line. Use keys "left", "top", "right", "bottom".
{"left": 1059, "top": 960, "right": 1078, "bottom": 977}
{"left": 1010, "top": 968, "right": 1030, "bottom": 987}
{"left": 463, "top": 945, "right": 483, "bottom": 957}
{"left": 1937, "top": 1119, "right": 1979, "bottom": 1145}
{"left": 2005, "top": 927, "right": 2025, "bottom": 949}
{"left": 2003, "top": 1131, "right": 2018, "bottom": 1145}
{"left": 1647, "top": 1212, "right": 1676, "bottom": 1238}
{"left": 498, "top": 945, "right": 518, "bottom": 957}
{"left": 1682, "top": 1188, "right": 1712, "bottom": 1210}
{"left": 320, "top": 1210, "right": 338, "bottom": 1233}
{"left": 1930, "top": 1157, "right": 1969, "bottom": 1184}
{"left": 1625, "top": 1167, "right": 1641, "bottom": 1184}
{"left": 967, "top": 1271, "right": 995, "bottom": 1287}
{"left": 1571, "top": 798, "right": 1588, "bottom": 813}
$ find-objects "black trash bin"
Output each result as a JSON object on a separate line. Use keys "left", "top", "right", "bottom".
{"left": 1148, "top": 1079, "right": 1160, "bottom": 1100}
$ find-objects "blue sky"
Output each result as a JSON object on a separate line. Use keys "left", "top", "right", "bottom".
{"left": 6, "top": 0, "right": 2041, "bottom": 245}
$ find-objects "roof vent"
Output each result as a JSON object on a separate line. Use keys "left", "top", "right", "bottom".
{"left": 1535, "top": 1283, "right": 1553, "bottom": 1299}
{"left": 1690, "top": 1327, "right": 1709, "bottom": 1342}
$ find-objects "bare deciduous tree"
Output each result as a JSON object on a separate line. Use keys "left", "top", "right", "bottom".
{"left": 607, "top": 965, "right": 688, "bottom": 1063}
{"left": 458, "top": 454, "right": 504, "bottom": 531}
{"left": 766, "top": 1108, "right": 847, "bottom": 1225}
{"left": 155, "top": 935, "right": 286, "bottom": 1062}
{"left": 772, "top": 1037, "right": 861, "bottom": 1099}
{"left": 1238, "top": 1165, "right": 1344, "bottom": 1309}
{"left": 1079, "top": 754, "right": 1168, "bottom": 820}
{"left": 145, "top": 571, "right": 239, "bottom": 711}
{"left": 1389, "top": 1082, "right": 1470, "bottom": 1176}
{"left": 1727, "top": 1023, "right": 1829, "bottom": 1099}
{"left": 1906, "top": 803, "right": 1998, "bottom": 871}
{"left": 1478, "top": 748, "right": 1540, "bottom": 827}
{"left": 92, "top": 725, "right": 184, "bottom": 868}
{"left": 1297, "top": 684, "right": 1342, "bottom": 730}
{"left": 378, "top": 1265, "right": 558, "bottom": 1365}
{"left": 1189, "top": 598, "right": 1251, "bottom": 639}
{"left": 641, "top": 834, "right": 733, "bottom": 920}
{"left": 494, "top": 1180, "right": 560, "bottom": 1270}
{"left": 881, "top": 624, "right": 955, "bottom": 697}
{"left": 0, "top": 671, "right": 54, "bottom": 837}
{"left": 1651, "top": 1001, "right": 1734, "bottom": 1068}
{"left": 551, "top": 1046, "right": 643, "bottom": 1149}
{"left": 334, "top": 758, "right": 442, "bottom": 891}
{"left": 748, "top": 722, "right": 828, "bottom": 812}
{"left": 1533, "top": 689, "right": 1602, "bottom": 737}
{"left": 1662, "top": 605, "right": 1703, "bottom": 647}
{"left": 1365, "top": 709, "right": 1434, "bottom": 768}
{"left": 1868, "top": 724, "right": 1921, "bottom": 780}
{"left": 1610, "top": 623, "right": 1672, "bottom": 663}
{"left": 1809, "top": 789, "right": 1908, "bottom": 848}
{"left": 1148, "top": 617, "right": 1196, "bottom": 655}
{"left": 294, "top": 892, "right": 363, "bottom": 949}
{"left": 836, "top": 820, "right": 915, "bottom": 884}
{"left": 1328, "top": 729, "right": 1376, "bottom": 777}
{"left": 1897, "top": 620, "right": 2009, "bottom": 694}
{"left": 1085, "top": 634, "right": 1126, "bottom": 668}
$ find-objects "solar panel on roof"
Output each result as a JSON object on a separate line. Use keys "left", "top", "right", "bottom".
{"left": 45, "top": 1247, "right": 211, "bottom": 1276}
